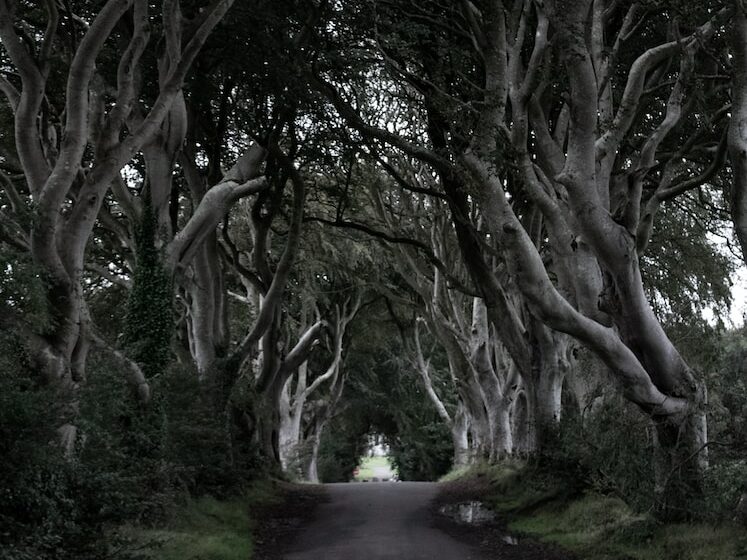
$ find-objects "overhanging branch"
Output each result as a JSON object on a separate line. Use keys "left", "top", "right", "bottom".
{"left": 305, "top": 215, "right": 479, "bottom": 297}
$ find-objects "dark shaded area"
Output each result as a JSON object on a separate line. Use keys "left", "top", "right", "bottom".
{"left": 252, "top": 483, "right": 329, "bottom": 560}
{"left": 316, "top": 304, "right": 454, "bottom": 483}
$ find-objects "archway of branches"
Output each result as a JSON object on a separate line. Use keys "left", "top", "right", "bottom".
{"left": 2, "top": 6, "right": 746, "bottom": 550}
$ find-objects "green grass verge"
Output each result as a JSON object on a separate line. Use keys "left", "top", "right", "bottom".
{"left": 443, "top": 463, "right": 747, "bottom": 560}
{"left": 354, "top": 455, "right": 395, "bottom": 481}
{"left": 122, "top": 480, "right": 283, "bottom": 560}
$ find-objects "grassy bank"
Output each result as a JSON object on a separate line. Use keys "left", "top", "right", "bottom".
{"left": 441, "top": 463, "right": 747, "bottom": 560}
{"left": 121, "top": 479, "right": 283, "bottom": 560}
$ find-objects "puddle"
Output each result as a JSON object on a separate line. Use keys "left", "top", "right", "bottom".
{"left": 439, "top": 501, "right": 497, "bottom": 525}
{"left": 439, "top": 502, "right": 520, "bottom": 544}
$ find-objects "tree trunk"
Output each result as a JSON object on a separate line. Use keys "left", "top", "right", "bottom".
{"left": 255, "top": 319, "right": 284, "bottom": 465}
{"left": 306, "top": 419, "right": 325, "bottom": 484}
{"left": 451, "top": 402, "right": 471, "bottom": 467}
{"left": 278, "top": 379, "right": 297, "bottom": 471}
{"left": 185, "top": 234, "right": 228, "bottom": 377}
{"left": 729, "top": 4, "right": 747, "bottom": 262}
{"left": 0, "top": 0, "right": 238, "bottom": 452}
{"left": 470, "top": 297, "right": 514, "bottom": 460}
{"left": 652, "top": 409, "right": 708, "bottom": 521}
{"left": 511, "top": 392, "right": 533, "bottom": 455}
{"left": 413, "top": 319, "right": 475, "bottom": 466}
{"left": 278, "top": 363, "right": 307, "bottom": 472}
{"left": 523, "top": 320, "right": 572, "bottom": 449}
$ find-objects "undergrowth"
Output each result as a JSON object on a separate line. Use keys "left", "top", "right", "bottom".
{"left": 443, "top": 462, "right": 747, "bottom": 560}
{"left": 122, "top": 479, "right": 283, "bottom": 560}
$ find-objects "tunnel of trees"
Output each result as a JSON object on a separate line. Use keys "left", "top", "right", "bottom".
{"left": 1, "top": 0, "right": 747, "bottom": 557}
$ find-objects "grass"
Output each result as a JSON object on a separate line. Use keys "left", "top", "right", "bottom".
{"left": 438, "top": 459, "right": 525, "bottom": 484}
{"left": 122, "top": 480, "right": 283, "bottom": 560}
{"left": 354, "top": 455, "right": 396, "bottom": 481}
{"left": 443, "top": 463, "right": 747, "bottom": 560}
{"left": 508, "top": 494, "right": 747, "bottom": 560}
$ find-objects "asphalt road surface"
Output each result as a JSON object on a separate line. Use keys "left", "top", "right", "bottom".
{"left": 282, "top": 482, "right": 485, "bottom": 560}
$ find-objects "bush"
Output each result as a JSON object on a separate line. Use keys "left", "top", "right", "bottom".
{"left": 538, "top": 398, "right": 656, "bottom": 512}
{"left": 702, "top": 459, "right": 747, "bottom": 520}
{"left": 388, "top": 420, "right": 453, "bottom": 481}
{"left": 0, "top": 338, "right": 262, "bottom": 559}
{"left": 317, "top": 413, "right": 368, "bottom": 482}
{"left": 0, "top": 343, "right": 143, "bottom": 559}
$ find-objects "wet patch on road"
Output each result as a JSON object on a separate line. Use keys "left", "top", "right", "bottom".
{"left": 440, "top": 501, "right": 497, "bottom": 525}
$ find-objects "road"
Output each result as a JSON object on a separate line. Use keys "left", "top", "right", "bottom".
{"left": 282, "top": 482, "right": 485, "bottom": 560}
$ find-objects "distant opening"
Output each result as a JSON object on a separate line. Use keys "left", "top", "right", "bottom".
{"left": 352, "top": 434, "right": 398, "bottom": 482}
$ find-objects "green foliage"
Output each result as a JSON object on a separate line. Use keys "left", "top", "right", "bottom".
{"left": 700, "top": 328, "right": 747, "bottom": 519}
{"left": 708, "top": 329, "right": 747, "bottom": 453}
{"left": 703, "top": 459, "right": 747, "bottom": 520}
{"left": 641, "top": 193, "right": 734, "bottom": 324}
{"left": 548, "top": 400, "right": 657, "bottom": 512}
{"left": 0, "top": 246, "right": 51, "bottom": 332}
{"left": 315, "top": 302, "right": 454, "bottom": 482}
{"left": 0, "top": 258, "right": 108, "bottom": 559}
{"left": 0, "top": 336, "right": 263, "bottom": 559}
{"left": 388, "top": 417, "right": 452, "bottom": 481}
{"left": 124, "top": 492, "right": 265, "bottom": 560}
{"left": 0, "top": 331, "right": 145, "bottom": 560}
{"left": 541, "top": 382, "right": 746, "bottom": 521}
{"left": 81, "top": 354, "right": 263, "bottom": 501}
{"left": 436, "top": 327, "right": 747, "bottom": 530}
{"left": 439, "top": 459, "right": 572, "bottom": 515}
{"left": 445, "top": 463, "right": 747, "bottom": 560}
{"left": 317, "top": 412, "right": 369, "bottom": 483}
{"left": 506, "top": 489, "right": 747, "bottom": 560}
{"left": 123, "top": 193, "right": 173, "bottom": 378}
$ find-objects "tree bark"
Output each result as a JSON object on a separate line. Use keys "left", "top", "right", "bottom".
{"left": 730, "top": 3, "right": 747, "bottom": 261}
{"left": 414, "top": 318, "right": 474, "bottom": 466}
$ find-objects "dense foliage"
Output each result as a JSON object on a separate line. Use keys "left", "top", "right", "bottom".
{"left": 123, "top": 195, "right": 174, "bottom": 379}
{"left": 317, "top": 308, "right": 454, "bottom": 482}
{"left": 0, "top": 337, "right": 263, "bottom": 559}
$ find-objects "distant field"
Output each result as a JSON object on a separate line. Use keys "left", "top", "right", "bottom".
{"left": 354, "top": 455, "right": 396, "bottom": 481}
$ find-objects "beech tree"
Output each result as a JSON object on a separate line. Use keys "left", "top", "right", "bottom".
{"left": 370, "top": 162, "right": 577, "bottom": 456}
{"left": 730, "top": 1, "right": 747, "bottom": 262}
{"left": 0, "top": 0, "right": 339, "bottom": 466}
{"left": 0, "top": 0, "right": 242, "bottom": 451}
{"left": 307, "top": 0, "right": 734, "bottom": 517}
{"left": 0, "top": 0, "right": 741, "bottom": 505}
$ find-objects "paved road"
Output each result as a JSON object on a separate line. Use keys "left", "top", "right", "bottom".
{"left": 282, "top": 482, "right": 484, "bottom": 560}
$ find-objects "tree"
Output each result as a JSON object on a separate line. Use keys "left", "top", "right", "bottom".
{"left": 0, "top": 0, "right": 238, "bottom": 451}
{"left": 731, "top": 0, "right": 747, "bottom": 262}
{"left": 309, "top": 0, "right": 733, "bottom": 518}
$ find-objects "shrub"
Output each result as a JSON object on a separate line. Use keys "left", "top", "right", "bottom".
{"left": 0, "top": 337, "right": 262, "bottom": 559}
{"left": 539, "top": 398, "right": 656, "bottom": 512}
